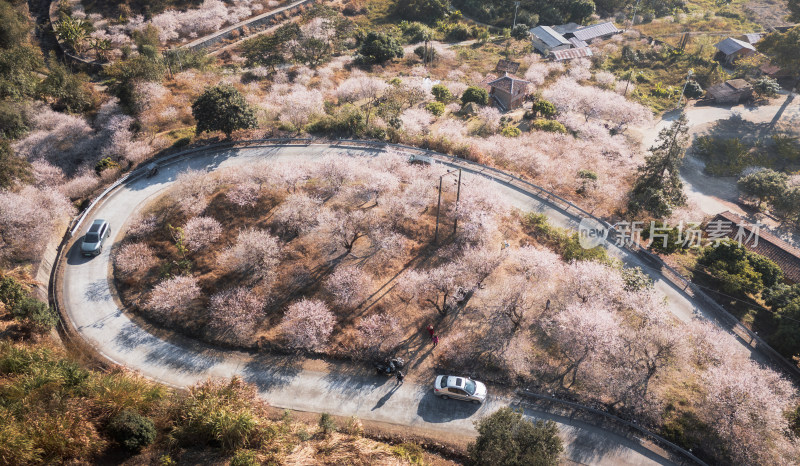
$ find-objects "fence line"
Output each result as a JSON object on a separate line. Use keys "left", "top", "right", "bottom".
{"left": 517, "top": 389, "right": 707, "bottom": 466}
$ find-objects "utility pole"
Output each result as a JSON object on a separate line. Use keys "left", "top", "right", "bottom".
{"left": 626, "top": 0, "right": 642, "bottom": 31}
{"left": 513, "top": 1, "right": 521, "bottom": 28}
{"left": 434, "top": 168, "right": 462, "bottom": 243}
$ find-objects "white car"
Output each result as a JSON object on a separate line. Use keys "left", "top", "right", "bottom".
{"left": 434, "top": 375, "right": 487, "bottom": 403}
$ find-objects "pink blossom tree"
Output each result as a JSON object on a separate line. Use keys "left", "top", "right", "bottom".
{"left": 114, "top": 242, "right": 157, "bottom": 280}
{"left": 545, "top": 303, "right": 623, "bottom": 389}
{"left": 0, "top": 186, "right": 75, "bottom": 261}
{"left": 700, "top": 362, "right": 798, "bottom": 464}
{"left": 281, "top": 298, "right": 336, "bottom": 350}
{"left": 330, "top": 209, "right": 375, "bottom": 252}
{"left": 222, "top": 228, "right": 282, "bottom": 283}
{"left": 143, "top": 275, "right": 201, "bottom": 325}
{"left": 324, "top": 265, "right": 373, "bottom": 310}
{"left": 356, "top": 313, "right": 401, "bottom": 357}
{"left": 271, "top": 192, "right": 323, "bottom": 237}
{"left": 183, "top": 216, "right": 222, "bottom": 252}
{"left": 207, "top": 287, "right": 264, "bottom": 346}
{"left": 226, "top": 181, "right": 261, "bottom": 208}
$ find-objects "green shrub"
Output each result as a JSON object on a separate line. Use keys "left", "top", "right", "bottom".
{"left": 0, "top": 101, "right": 28, "bottom": 139}
{"left": 737, "top": 168, "right": 788, "bottom": 207}
{"left": 306, "top": 105, "right": 366, "bottom": 136}
{"left": 400, "top": 21, "right": 433, "bottom": 43}
{"left": 230, "top": 449, "right": 258, "bottom": 466}
{"left": 531, "top": 119, "right": 567, "bottom": 134}
{"left": 754, "top": 76, "right": 781, "bottom": 98}
{"left": 95, "top": 157, "right": 120, "bottom": 175}
{"left": 446, "top": 23, "right": 472, "bottom": 41}
{"left": 501, "top": 126, "right": 521, "bottom": 137}
{"left": 413, "top": 44, "right": 437, "bottom": 63}
{"left": 468, "top": 407, "right": 563, "bottom": 466}
{"left": 621, "top": 267, "right": 653, "bottom": 291}
{"left": 522, "top": 213, "right": 611, "bottom": 264}
{"left": 11, "top": 296, "right": 58, "bottom": 331}
{"left": 0, "top": 274, "right": 27, "bottom": 309}
{"left": 425, "top": 101, "right": 445, "bottom": 116}
{"left": 0, "top": 140, "right": 32, "bottom": 189}
{"left": 461, "top": 86, "right": 489, "bottom": 105}
{"left": 640, "top": 221, "right": 685, "bottom": 255}
{"left": 318, "top": 413, "right": 336, "bottom": 436}
{"left": 431, "top": 84, "right": 453, "bottom": 102}
{"left": 392, "top": 442, "right": 425, "bottom": 465}
{"left": 694, "top": 136, "right": 751, "bottom": 176}
{"left": 358, "top": 31, "right": 404, "bottom": 64}
{"left": 171, "top": 378, "right": 260, "bottom": 451}
{"left": 511, "top": 23, "right": 530, "bottom": 40}
{"left": 108, "top": 410, "right": 156, "bottom": 452}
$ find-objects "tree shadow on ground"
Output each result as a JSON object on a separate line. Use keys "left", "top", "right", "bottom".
{"left": 241, "top": 353, "right": 303, "bottom": 391}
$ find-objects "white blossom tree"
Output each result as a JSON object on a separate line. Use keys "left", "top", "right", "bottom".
{"left": 325, "top": 265, "right": 373, "bottom": 310}
{"left": 183, "top": 216, "right": 222, "bottom": 252}
{"left": 114, "top": 242, "right": 157, "bottom": 280}
{"left": 281, "top": 298, "right": 336, "bottom": 350}
{"left": 143, "top": 275, "right": 201, "bottom": 325}
{"left": 222, "top": 228, "right": 282, "bottom": 282}
{"left": 207, "top": 287, "right": 264, "bottom": 346}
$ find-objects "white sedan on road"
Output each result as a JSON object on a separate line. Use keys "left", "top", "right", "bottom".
{"left": 434, "top": 375, "right": 487, "bottom": 403}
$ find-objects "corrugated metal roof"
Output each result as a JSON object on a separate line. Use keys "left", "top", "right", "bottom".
{"left": 530, "top": 26, "right": 570, "bottom": 47}
{"left": 550, "top": 47, "right": 593, "bottom": 61}
{"left": 572, "top": 22, "right": 620, "bottom": 41}
{"left": 743, "top": 33, "right": 763, "bottom": 44}
{"left": 568, "top": 37, "right": 588, "bottom": 48}
{"left": 487, "top": 75, "right": 530, "bottom": 93}
{"left": 714, "top": 37, "right": 756, "bottom": 55}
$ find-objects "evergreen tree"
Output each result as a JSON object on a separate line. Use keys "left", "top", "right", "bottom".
{"left": 191, "top": 85, "right": 258, "bottom": 138}
{"left": 628, "top": 113, "right": 689, "bottom": 218}
{"left": 468, "top": 407, "right": 563, "bottom": 466}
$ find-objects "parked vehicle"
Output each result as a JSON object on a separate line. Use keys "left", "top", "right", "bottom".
{"left": 81, "top": 219, "right": 110, "bottom": 257}
{"left": 145, "top": 162, "right": 158, "bottom": 178}
{"left": 434, "top": 375, "right": 487, "bottom": 403}
{"left": 374, "top": 358, "right": 405, "bottom": 376}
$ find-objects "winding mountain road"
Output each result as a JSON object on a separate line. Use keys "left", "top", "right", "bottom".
{"left": 58, "top": 143, "right": 739, "bottom": 465}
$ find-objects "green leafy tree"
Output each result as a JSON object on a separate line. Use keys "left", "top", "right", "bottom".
{"left": 0, "top": 140, "right": 31, "bottom": 188}
{"left": 529, "top": 99, "right": 557, "bottom": 119}
{"left": 53, "top": 15, "right": 93, "bottom": 55}
{"left": 242, "top": 23, "right": 300, "bottom": 70}
{"left": 753, "top": 76, "right": 781, "bottom": 98}
{"left": 789, "top": 0, "right": 800, "bottom": 22}
{"left": 36, "top": 55, "right": 96, "bottom": 113}
{"left": 737, "top": 168, "right": 788, "bottom": 208}
{"left": 431, "top": 84, "right": 453, "bottom": 102}
{"left": 764, "top": 284, "right": 800, "bottom": 357}
{"left": 567, "top": 0, "right": 596, "bottom": 23}
{"left": 394, "top": 0, "right": 449, "bottom": 23}
{"left": 468, "top": 407, "right": 563, "bottom": 466}
{"left": 774, "top": 187, "right": 800, "bottom": 225}
{"left": 757, "top": 26, "right": 800, "bottom": 81}
{"left": 0, "top": 101, "right": 28, "bottom": 139}
{"left": 105, "top": 52, "right": 167, "bottom": 112}
{"left": 697, "top": 240, "right": 783, "bottom": 297}
{"left": 461, "top": 86, "right": 489, "bottom": 105}
{"left": 628, "top": 113, "right": 689, "bottom": 218}
{"left": 0, "top": 1, "right": 43, "bottom": 101}
{"left": 358, "top": 31, "right": 404, "bottom": 64}
{"left": 192, "top": 84, "right": 258, "bottom": 138}
{"left": 425, "top": 101, "right": 445, "bottom": 116}
{"left": 511, "top": 24, "right": 530, "bottom": 40}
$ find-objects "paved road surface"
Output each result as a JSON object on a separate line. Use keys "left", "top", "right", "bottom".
{"left": 61, "top": 144, "right": 728, "bottom": 465}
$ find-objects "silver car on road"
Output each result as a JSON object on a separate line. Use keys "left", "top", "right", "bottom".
{"left": 81, "top": 219, "right": 110, "bottom": 256}
{"left": 434, "top": 375, "right": 487, "bottom": 403}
